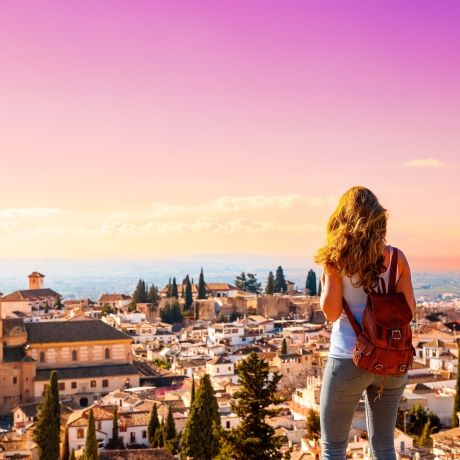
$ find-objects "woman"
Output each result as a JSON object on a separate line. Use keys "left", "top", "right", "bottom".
{"left": 315, "top": 186, "right": 416, "bottom": 460}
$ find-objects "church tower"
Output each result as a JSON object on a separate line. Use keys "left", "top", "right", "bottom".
{"left": 28, "top": 272, "right": 45, "bottom": 290}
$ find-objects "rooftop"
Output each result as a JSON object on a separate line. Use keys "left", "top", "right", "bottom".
{"left": 25, "top": 319, "right": 131, "bottom": 344}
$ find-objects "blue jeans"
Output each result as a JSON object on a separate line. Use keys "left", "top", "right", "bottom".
{"left": 320, "top": 357, "right": 407, "bottom": 460}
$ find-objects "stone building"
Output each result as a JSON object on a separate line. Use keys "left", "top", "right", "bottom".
{"left": 0, "top": 318, "right": 140, "bottom": 415}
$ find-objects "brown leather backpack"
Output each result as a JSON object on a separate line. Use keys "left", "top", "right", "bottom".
{"left": 342, "top": 247, "right": 415, "bottom": 393}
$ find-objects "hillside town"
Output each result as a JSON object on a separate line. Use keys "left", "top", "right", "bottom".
{"left": 0, "top": 270, "right": 459, "bottom": 459}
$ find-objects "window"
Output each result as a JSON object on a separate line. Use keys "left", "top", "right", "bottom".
{"left": 72, "top": 350, "right": 78, "bottom": 361}
{"left": 97, "top": 421, "right": 102, "bottom": 430}
{"left": 104, "top": 348, "right": 110, "bottom": 359}
{"left": 59, "top": 382, "right": 65, "bottom": 391}
{"left": 39, "top": 351, "right": 45, "bottom": 363}
{"left": 71, "top": 382, "right": 77, "bottom": 389}
{"left": 77, "top": 428, "right": 85, "bottom": 439}
{"left": 12, "top": 377, "right": 18, "bottom": 385}
{"left": 90, "top": 380, "right": 97, "bottom": 388}
{"left": 216, "top": 368, "right": 220, "bottom": 373}
{"left": 102, "top": 379, "right": 109, "bottom": 388}
{"left": 142, "top": 430, "right": 147, "bottom": 439}
{"left": 226, "top": 421, "right": 231, "bottom": 429}
{"left": 130, "top": 432, "right": 136, "bottom": 444}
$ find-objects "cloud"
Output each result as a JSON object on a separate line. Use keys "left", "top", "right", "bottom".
{"left": 106, "top": 194, "right": 334, "bottom": 220}
{"left": 402, "top": 158, "right": 445, "bottom": 168}
{"left": 0, "top": 208, "right": 63, "bottom": 220}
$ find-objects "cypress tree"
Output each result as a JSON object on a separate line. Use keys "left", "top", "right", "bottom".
{"left": 171, "top": 277, "right": 178, "bottom": 298}
{"left": 198, "top": 267, "right": 207, "bottom": 299}
{"left": 108, "top": 405, "right": 123, "bottom": 449}
{"left": 246, "top": 273, "right": 262, "bottom": 294}
{"left": 235, "top": 272, "right": 247, "bottom": 291}
{"left": 165, "top": 405, "right": 176, "bottom": 440}
{"left": 182, "top": 374, "right": 221, "bottom": 460}
{"left": 191, "top": 376, "right": 196, "bottom": 405}
{"left": 164, "top": 405, "right": 178, "bottom": 453}
{"left": 83, "top": 408, "right": 98, "bottom": 460}
{"left": 453, "top": 344, "right": 460, "bottom": 427}
{"left": 280, "top": 338, "right": 287, "bottom": 355}
{"left": 305, "top": 270, "right": 317, "bottom": 296}
{"left": 166, "top": 277, "right": 172, "bottom": 298}
{"left": 275, "top": 266, "right": 287, "bottom": 293}
{"left": 220, "top": 352, "right": 285, "bottom": 460}
{"left": 33, "top": 371, "right": 60, "bottom": 460}
{"left": 148, "top": 403, "right": 160, "bottom": 446}
{"left": 148, "top": 284, "right": 159, "bottom": 305}
{"left": 317, "top": 278, "right": 322, "bottom": 297}
{"left": 62, "top": 428, "right": 70, "bottom": 460}
{"left": 265, "top": 271, "right": 275, "bottom": 295}
{"left": 185, "top": 275, "right": 193, "bottom": 310}
{"left": 49, "top": 370, "right": 60, "bottom": 429}
{"left": 154, "top": 420, "right": 165, "bottom": 448}
{"left": 131, "top": 279, "right": 148, "bottom": 308}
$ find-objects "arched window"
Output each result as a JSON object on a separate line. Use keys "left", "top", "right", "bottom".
{"left": 39, "top": 351, "right": 45, "bottom": 363}
{"left": 72, "top": 349, "right": 78, "bottom": 361}
{"left": 104, "top": 348, "right": 110, "bottom": 360}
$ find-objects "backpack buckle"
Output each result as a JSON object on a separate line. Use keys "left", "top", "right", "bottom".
{"left": 374, "top": 364, "right": 384, "bottom": 371}
{"left": 399, "top": 364, "right": 407, "bottom": 372}
{"left": 392, "top": 330, "right": 402, "bottom": 340}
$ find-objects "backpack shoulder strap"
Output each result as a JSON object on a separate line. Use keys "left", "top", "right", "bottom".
{"left": 342, "top": 298, "right": 362, "bottom": 337}
{"left": 387, "top": 246, "right": 399, "bottom": 293}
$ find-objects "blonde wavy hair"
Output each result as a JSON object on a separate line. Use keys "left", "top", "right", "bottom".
{"left": 314, "top": 186, "right": 388, "bottom": 291}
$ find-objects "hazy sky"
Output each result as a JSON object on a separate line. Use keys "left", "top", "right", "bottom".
{"left": 1, "top": 1, "right": 459, "bottom": 270}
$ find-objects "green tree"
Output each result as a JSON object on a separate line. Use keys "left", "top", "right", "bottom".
{"left": 417, "top": 419, "right": 432, "bottom": 447}
{"left": 191, "top": 376, "right": 196, "bottom": 405}
{"left": 131, "top": 279, "right": 148, "bottom": 308}
{"left": 69, "top": 450, "right": 75, "bottom": 460}
{"left": 33, "top": 370, "right": 60, "bottom": 460}
{"left": 305, "top": 270, "right": 317, "bottom": 296}
{"left": 220, "top": 352, "right": 285, "bottom": 459}
{"left": 317, "top": 278, "right": 322, "bottom": 297}
{"left": 160, "top": 301, "right": 183, "bottom": 324}
{"left": 83, "top": 408, "right": 98, "bottom": 460}
{"left": 265, "top": 271, "right": 275, "bottom": 295}
{"left": 235, "top": 272, "right": 247, "bottom": 291}
{"left": 198, "top": 267, "right": 207, "bottom": 299}
{"left": 153, "top": 420, "right": 166, "bottom": 448}
{"left": 246, "top": 273, "right": 262, "bottom": 294}
{"left": 280, "top": 338, "right": 287, "bottom": 355}
{"left": 147, "top": 284, "right": 160, "bottom": 305}
{"left": 148, "top": 403, "right": 160, "bottom": 446}
{"left": 108, "top": 406, "right": 123, "bottom": 449}
{"left": 194, "top": 301, "right": 200, "bottom": 320}
{"left": 453, "top": 344, "right": 460, "bottom": 427}
{"left": 62, "top": 428, "right": 70, "bottom": 460}
{"left": 164, "top": 405, "right": 178, "bottom": 453}
{"left": 182, "top": 374, "right": 221, "bottom": 460}
{"left": 275, "top": 266, "right": 287, "bottom": 293}
{"left": 100, "top": 304, "right": 114, "bottom": 317}
{"left": 171, "top": 277, "right": 178, "bottom": 298}
{"left": 408, "top": 404, "right": 441, "bottom": 436}
{"left": 184, "top": 275, "right": 193, "bottom": 309}
{"left": 306, "top": 409, "right": 321, "bottom": 439}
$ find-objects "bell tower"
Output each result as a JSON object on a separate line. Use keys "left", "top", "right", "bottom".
{"left": 28, "top": 272, "right": 45, "bottom": 290}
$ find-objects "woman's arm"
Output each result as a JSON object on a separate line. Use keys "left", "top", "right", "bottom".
{"left": 320, "top": 265, "right": 343, "bottom": 322}
{"left": 395, "top": 249, "right": 416, "bottom": 315}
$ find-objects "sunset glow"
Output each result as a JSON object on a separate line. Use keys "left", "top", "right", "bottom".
{"left": 1, "top": 1, "right": 459, "bottom": 269}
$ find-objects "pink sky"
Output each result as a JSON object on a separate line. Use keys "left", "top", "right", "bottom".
{"left": 0, "top": 1, "right": 459, "bottom": 269}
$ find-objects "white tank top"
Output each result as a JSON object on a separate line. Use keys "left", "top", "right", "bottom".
{"left": 328, "top": 246, "right": 400, "bottom": 359}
